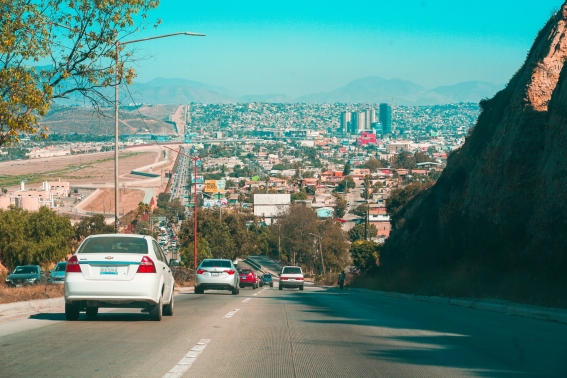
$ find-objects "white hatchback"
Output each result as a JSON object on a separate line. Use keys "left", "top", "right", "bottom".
{"left": 65, "top": 234, "right": 176, "bottom": 321}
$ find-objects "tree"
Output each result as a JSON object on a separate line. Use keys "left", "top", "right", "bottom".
{"left": 350, "top": 240, "right": 379, "bottom": 271}
{"left": 343, "top": 161, "right": 351, "bottom": 175}
{"left": 358, "top": 158, "right": 386, "bottom": 172}
{"left": 291, "top": 191, "right": 308, "bottom": 201}
{"left": 348, "top": 223, "right": 377, "bottom": 242}
{"left": 157, "top": 193, "right": 171, "bottom": 209}
{"left": 334, "top": 197, "right": 347, "bottom": 218}
{"left": 351, "top": 204, "right": 368, "bottom": 217}
{"left": 0, "top": 0, "right": 161, "bottom": 147}
{"left": 336, "top": 176, "right": 355, "bottom": 193}
{"left": 386, "top": 181, "right": 433, "bottom": 229}
{"left": 180, "top": 238, "right": 212, "bottom": 269}
{"left": 74, "top": 214, "right": 114, "bottom": 241}
{"left": 0, "top": 207, "right": 74, "bottom": 269}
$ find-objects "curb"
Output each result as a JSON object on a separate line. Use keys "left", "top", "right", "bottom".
{"left": 348, "top": 288, "right": 567, "bottom": 324}
{"left": 0, "top": 297, "right": 63, "bottom": 319}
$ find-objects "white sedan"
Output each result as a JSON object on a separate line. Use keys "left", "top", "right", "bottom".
{"left": 65, "top": 234, "right": 177, "bottom": 321}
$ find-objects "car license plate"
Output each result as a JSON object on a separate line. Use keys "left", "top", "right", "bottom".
{"left": 211, "top": 272, "right": 220, "bottom": 276}
{"left": 100, "top": 266, "right": 118, "bottom": 275}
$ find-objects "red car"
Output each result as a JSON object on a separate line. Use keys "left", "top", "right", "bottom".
{"left": 239, "top": 268, "right": 259, "bottom": 289}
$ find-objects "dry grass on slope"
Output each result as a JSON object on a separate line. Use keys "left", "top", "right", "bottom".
{"left": 0, "top": 277, "right": 64, "bottom": 305}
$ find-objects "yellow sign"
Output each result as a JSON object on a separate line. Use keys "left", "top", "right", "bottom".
{"left": 204, "top": 180, "right": 226, "bottom": 193}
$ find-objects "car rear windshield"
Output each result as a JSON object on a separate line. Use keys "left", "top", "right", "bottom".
{"left": 79, "top": 237, "right": 148, "bottom": 254}
{"left": 283, "top": 267, "right": 302, "bottom": 274}
{"left": 264, "top": 274, "right": 272, "bottom": 278}
{"left": 54, "top": 263, "right": 66, "bottom": 271}
{"left": 14, "top": 266, "right": 38, "bottom": 274}
{"left": 200, "top": 260, "right": 231, "bottom": 268}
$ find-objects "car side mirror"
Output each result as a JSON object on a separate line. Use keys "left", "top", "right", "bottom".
{"left": 169, "top": 259, "right": 180, "bottom": 267}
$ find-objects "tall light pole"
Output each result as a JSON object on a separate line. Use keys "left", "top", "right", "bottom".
{"left": 308, "top": 233, "right": 325, "bottom": 275}
{"left": 114, "top": 31, "right": 205, "bottom": 232}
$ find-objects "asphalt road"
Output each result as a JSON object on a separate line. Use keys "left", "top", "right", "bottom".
{"left": 1, "top": 285, "right": 566, "bottom": 377}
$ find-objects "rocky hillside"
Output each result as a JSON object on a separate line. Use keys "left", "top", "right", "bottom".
{"left": 381, "top": 4, "right": 567, "bottom": 307}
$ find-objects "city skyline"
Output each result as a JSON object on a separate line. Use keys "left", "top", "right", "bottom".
{"left": 125, "top": 0, "right": 562, "bottom": 97}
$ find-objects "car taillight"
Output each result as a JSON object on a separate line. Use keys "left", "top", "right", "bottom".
{"left": 197, "top": 269, "right": 207, "bottom": 275}
{"left": 136, "top": 256, "right": 156, "bottom": 273}
{"left": 297, "top": 277, "right": 304, "bottom": 280}
{"left": 66, "top": 255, "right": 81, "bottom": 273}
{"left": 224, "top": 269, "right": 235, "bottom": 275}
{"left": 280, "top": 277, "right": 288, "bottom": 280}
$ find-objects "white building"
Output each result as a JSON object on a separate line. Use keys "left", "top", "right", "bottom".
{"left": 253, "top": 194, "right": 291, "bottom": 223}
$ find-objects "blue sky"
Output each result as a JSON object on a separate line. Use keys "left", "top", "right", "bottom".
{"left": 129, "top": 0, "right": 563, "bottom": 96}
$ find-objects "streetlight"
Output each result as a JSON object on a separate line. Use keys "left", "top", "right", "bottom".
{"left": 308, "top": 233, "right": 325, "bottom": 275}
{"left": 113, "top": 31, "right": 205, "bottom": 232}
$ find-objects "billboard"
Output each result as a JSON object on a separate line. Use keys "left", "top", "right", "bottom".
{"left": 192, "top": 175, "right": 204, "bottom": 184}
{"left": 204, "top": 180, "right": 226, "bottom": 193}
{"left": 203, "top": 198, "right": 228, "bottom": 208}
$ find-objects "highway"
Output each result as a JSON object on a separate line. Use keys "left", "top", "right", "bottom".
{"left": 1, "top": 284, "right": 566, "bottom": 377}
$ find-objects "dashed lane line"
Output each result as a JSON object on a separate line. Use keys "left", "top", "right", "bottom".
{"left": 224, "top": 309, "right": 240, "bottom": 318}
{"left": 242, "top": 298, "right": 251, "bottom": 303}
{"left": 162, "top": 339, "right": 211, "bottom": 378}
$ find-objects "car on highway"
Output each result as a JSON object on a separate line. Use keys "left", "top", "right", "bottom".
{"left": 279, "top": 266, "right": 304, "bottom": 291}
{"left": 195, "top": 259, "right": 239, "bottom": 295}
{"left": 262, "top": 273, "right": 274, "bottom": 287}
{"left": 64, "top": 234, "right": 176, "bottom": 321}
{"left": 48, "top": 262, "right": 67, "bottom": 284}
{"left": 239, "top": 268, "right": 259, "bottom": 289}
{"left": 5, "top": 265, "right": 47, "bottom": 287}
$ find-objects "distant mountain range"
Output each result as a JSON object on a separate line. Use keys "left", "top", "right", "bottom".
{"left": 57, "top": 76, "right": 504, "bottom": 106}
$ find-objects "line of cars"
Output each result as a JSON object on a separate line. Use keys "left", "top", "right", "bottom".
{"left": 5, "top": 262, "right": 68, "bottom": 287}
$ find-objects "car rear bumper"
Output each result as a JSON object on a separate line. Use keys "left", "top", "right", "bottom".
{"left": 65, "top": 276, "right": 160, "bottom": 305}
{"left": 196, "top": 275, "right": 237, "bottom": 289}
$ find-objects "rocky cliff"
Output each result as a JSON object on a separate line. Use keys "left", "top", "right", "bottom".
{"left": 381, "top": 4, "right": 567, "bottom": 306}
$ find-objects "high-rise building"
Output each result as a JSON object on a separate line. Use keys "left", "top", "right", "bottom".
{"left": 350, "top": 112, "right": 365, "bottom": 134}
{"left": 379, "top": 104, "right": 392, "bottom": 134}
{"left": 365, "top": 108, "right": 375, "bottom": 130}
{"left": 340, "top": 111, "right": 351, "bottom": 134}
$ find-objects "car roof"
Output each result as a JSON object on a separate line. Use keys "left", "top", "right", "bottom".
{"left": 86, "top": 234, "right": 149, "bottom": 240}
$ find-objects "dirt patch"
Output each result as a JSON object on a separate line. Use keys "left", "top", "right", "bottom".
{"left": 0, "top": 284, "right": 64, "bottom": 304}
{"left": 77, "top": 188, "right": 145, "bottom": 214}
{"left": 0, "top": 148, "right": 163, "bottom": 189}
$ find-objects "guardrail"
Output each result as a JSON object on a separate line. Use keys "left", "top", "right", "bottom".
{"left": 244, "top": 258, "right": 262, "bottom": 271}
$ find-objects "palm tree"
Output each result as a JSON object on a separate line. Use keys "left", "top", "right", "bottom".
{"left": 137, "top": 202, "right": 150, "bottom": 219}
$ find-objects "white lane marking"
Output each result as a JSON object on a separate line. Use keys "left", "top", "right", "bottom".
{"left": 224, "top": 309, "right": 240, "bottom": 318}
{"left": 242, "top": 298, "right": 251, "bottom": 303}
{"left": 162, "top": 339, "right": 211, "bottom": 378}
{"left": 253, "top": 293, "right": 258, "bottom": 296}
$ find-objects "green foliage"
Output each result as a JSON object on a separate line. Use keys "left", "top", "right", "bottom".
{"left": 74, "top": 214, "right": 114, "bottom": 241}
{"left": 386, "top": 182, "right": 433, "bottom": 229}
{"left": 334, "top": 196, "right": 347, "bottom": 218}
{"left": 350, "top": 240, "right": 379, "bottom": 271}
{"left": 348, "top": 223, "right": 377, "bottom": 242}
{"left": 157, "top": 193, "right": 171, "bottom": 209}
{"left": 351, "top": 204, "right": 368, "bottom": 217}
{"left": 0, "top": 0, "right": 161, "bottom": 146}
{"left": 291, "top": 191, "right": 308, "bottom": 201}
{"left": 0, "top": 207, "right": 74, "bottom": 269}
{"left": 180, "top": 238, "right": 212, "bottom": 268}
{"left": 336, "top": 176, "right": 355, "bottom": 193}
{"left": 342, "top": 162, "right": 351, "bottom": 175}
{"left": 358, "top": 158, "right": 388, "bottom": 172}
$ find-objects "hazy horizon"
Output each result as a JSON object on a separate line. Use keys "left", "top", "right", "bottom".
{"left": 71, "top": 1, "right": 567, "bottom": 97}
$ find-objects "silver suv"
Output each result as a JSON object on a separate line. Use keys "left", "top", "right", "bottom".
{"left": 195, "top": 259, "right": 240, "bottom": 295}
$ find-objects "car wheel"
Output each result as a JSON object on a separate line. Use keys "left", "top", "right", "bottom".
{"left": 163, "top": 291, "right": 174, "bottom": 316}
{"left": 65, "top": 302, "right": 80, "bottom": 321}
{"left": 252, "top": 284, "right": 256, "bottom": 290}
{"left": 270, "top": 283, "right": 273, "bottom": 287}
{"left": 149, "top": 295, "right": 163, "bottom": 321}
{"left": 194, "top": 286, "right": 202, "bottom": 294}
{"left": 239, "top": 284, "right": 243, "bottom": 289}
{"left": 299, "top": 286, "right": 304, "bottom": 291}
{"left": 231, "top": 286, "right": 238, "bottom": 295}
{"left": 86, "top": 306, "right": 98, "bottom": 317}
{"left": 279, "top": 285, "right": 283, "bottom": 291}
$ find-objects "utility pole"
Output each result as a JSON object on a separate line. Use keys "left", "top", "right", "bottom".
{"left": 364, "top": 176, "right": 369, "bottom": 240}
